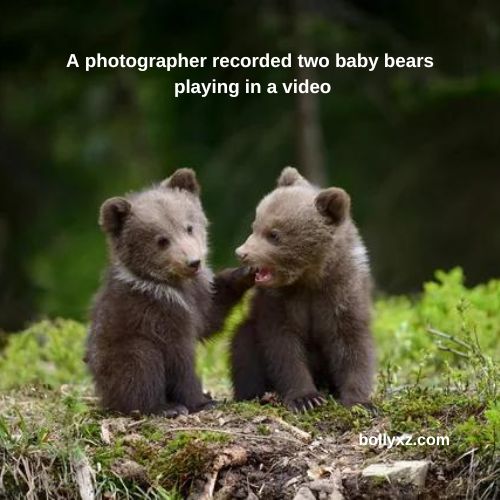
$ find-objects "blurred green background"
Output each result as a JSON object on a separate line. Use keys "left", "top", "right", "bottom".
{"left": 1, "top": 1, "right": 499, "bottom": 331}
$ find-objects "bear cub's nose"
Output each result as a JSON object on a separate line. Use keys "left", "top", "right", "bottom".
{"left": 188, "top": 259, "right": 201, "bottom": 270}
{"left": 235, "top": 247, "right": 248, "bottom": 262}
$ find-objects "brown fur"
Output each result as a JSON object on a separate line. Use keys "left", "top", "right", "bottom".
{"left": 86, "top": 169, "right": 251, "bottom": 416}
{"left": 231, "top": 167, "right": 376, "bottom": 412}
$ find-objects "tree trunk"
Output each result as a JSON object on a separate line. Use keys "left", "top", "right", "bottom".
{"left": 285, "top": 0, "right": 327, "bottom": 185}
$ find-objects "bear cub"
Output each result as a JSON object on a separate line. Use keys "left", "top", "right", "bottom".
{"left": 232, "top": 167, "right": 375, "bottom": 412}
{"left": 86, "top": 169, "right": 251, "bottom": 416}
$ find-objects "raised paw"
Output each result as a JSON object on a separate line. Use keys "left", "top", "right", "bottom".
{"left": 162, "top": 403, "right": 189, "bottom": 418}
{"left": 285, "top": 393, "right": 327, "bottom": 413}
{"left": 231, "top": 266, "right": 257, "bottom": 290}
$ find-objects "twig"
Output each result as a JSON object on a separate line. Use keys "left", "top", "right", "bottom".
{"left": 19, "top": 457, "right": 35, "bottom": 500}
{"left": 269, "top": 416, "right": 312, "bottom": 442}
{"left": 476, "top": 470, "right": 500, "bottom": 487}
{"left": 427, "top": 327, "right": 472, "bottom": 350}
{"left": 466, "top": 448, "right": 476, "bottom": 499}
{"left": 479, "top": 478, "right": 498, "bottom": 500}
{"left": 453, "top": 447, "right": 478, "bottom": 464}
{"left": 201, "top": 469, "right": 218, "bottom": 499}
{"left": 72, "top": 454, "right": 95, "bottom": 500}
{"left": 201, "top": 446, "right": 247, "bottom": 499}
{"left": 437, "top": 346, "right": 469, "bottom": 358}
{"left": 100, "top": 422, "right": 112, "bottom": 445}
{"left": 127, "top": 418, "right": 147, "bottom": 429}
{"left": 383, "top": 384, "right": 413, "bottom": 395}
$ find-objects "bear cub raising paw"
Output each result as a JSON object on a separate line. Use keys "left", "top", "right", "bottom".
{"left": 86, "top": 169, "right": 252, "bottom": 416}
{"left": 232, "top": 167, "right": 376, "bottom": 412}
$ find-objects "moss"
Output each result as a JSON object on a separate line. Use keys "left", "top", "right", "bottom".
{"left": 450, "top": 400, "right": 499, "bottom": 455}
{"left": 370, "top": 475, "right": 389, "bottom": 487}
{"left": 257, "top": 424, "right": 271, "bottom": 435}
{"left": 282, "top": 399, "right": 374, "bottom": 435}
{"left": 94, "top": 441, "right": 127, "bottom": 468}
{"left": 226, "top": 400, "right": 264, "bottom": 415}
{"left": 129, "top": 435, "right": 214, "bottom": 493}
{"left": 157, "top": 441, "right": 213, "bottom": 492}
{"left": 136, "top": 421, "right": 161, "bottom": 439}
{"left": 381, "top": 388, "right": 484, "bottom": 434}
{"left": 79, "top": 421, "right": 102, "bottom": 441}
{"left": 115, "top": 430, "right": 231, "bottom": 494}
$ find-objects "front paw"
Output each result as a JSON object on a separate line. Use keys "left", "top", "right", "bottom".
{"left": 189, "top": 394, "right": 218, "bottom": 413}
{"left": 162, "top": 403, "right": 189, "bottom": 418}
{"left": 284, "top": 392, "right": 326, "bottom": 413}
{"left": 230, "top": 266, "right": 256, "bottom": 290}
{"left": 198, "top": 398, "right": 218, "bottom": 411}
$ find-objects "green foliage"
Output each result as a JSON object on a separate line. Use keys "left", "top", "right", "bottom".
{"left": 196, "top": 294, "right": 250, "bottom": 396}
{"left": 0, "top": 319, "right": 88, "bottom": 390}
{"left": 452, "top": 400, "right": 499, "bottom": 454}
{"left": 374, "top": 268, "right": 499, "bottom": 391}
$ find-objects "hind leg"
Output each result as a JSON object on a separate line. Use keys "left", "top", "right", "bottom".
{"left": 231, "top": 320, "right": 267, "bottom": 401}
{"left": 167, "top": 339, "right": 211, "bottom": 413}
{"left": 323, "top": 315, "right": 375, "bottom": 407}
{"left": 95, "top": 340, "right": 167, "bottom": 415}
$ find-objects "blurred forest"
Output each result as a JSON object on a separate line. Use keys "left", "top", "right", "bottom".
{"left": 1, "top": 0, "right": 499, "bottom": 331}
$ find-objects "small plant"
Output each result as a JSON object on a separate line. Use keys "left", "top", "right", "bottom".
{"left": 374, "top": 268, "right": 499, "bottom": 388}
{"left": 0, "top": 319, "right": 88, "bottom": 390}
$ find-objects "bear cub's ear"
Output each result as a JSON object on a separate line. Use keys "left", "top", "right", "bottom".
{"left": 99, "top": 197, "right": 131, "bottom": 236}
{"left": 315, "top": 188, "right": 351, "bottom": 225}
{"left": 276, "top": 166, "right": 309, "bottom": 187}
{"left": 162, "top": 168, "right": 200, "bottom": 196}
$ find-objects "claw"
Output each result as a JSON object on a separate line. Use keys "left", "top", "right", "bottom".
{"left": 295, "top": 400, "right": 307, "bottom": 413}
{"left": 286, "top": 393, "right": 326, "bottom": 413}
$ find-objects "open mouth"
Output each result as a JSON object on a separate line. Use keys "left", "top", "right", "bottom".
{"left": 255, "top": 267, "right": 274, "bottom": 284}
{"left": 185, "top": 267, "right": 200, "bottom": 277}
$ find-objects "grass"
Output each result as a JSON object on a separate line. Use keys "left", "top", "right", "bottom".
{"left": 0, "top": 268, "right": 498, "bottom": 498}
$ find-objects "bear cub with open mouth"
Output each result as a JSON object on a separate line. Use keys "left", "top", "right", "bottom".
{"left": 86, "top": 169, "right": 252, "bottom": 416}
{"left": 232, "top": 167, "right": 375, "bottom": 412}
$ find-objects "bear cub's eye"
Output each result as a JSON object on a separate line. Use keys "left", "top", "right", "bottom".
{"left": 186, "top": 225, "right": 193, "bottom": 235}
{"left": 267, "top": 229, "right": 280, "bottom": 244}
{"left": 156, "top": 235, "right": 170, "bottom": 249}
